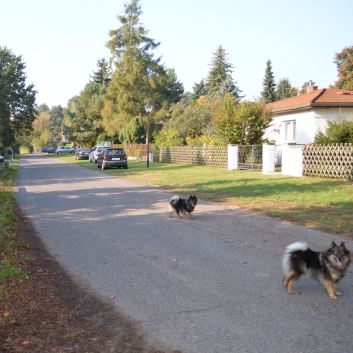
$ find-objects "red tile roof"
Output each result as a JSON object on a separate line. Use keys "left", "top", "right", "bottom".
{"left": 266, "top": 88, "right": 353, "bottom": 113}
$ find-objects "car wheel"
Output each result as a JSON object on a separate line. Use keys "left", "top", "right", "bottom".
{"left": 124, "top": 165, "right": 128, "bottom": 169}
{"left": 58, "top": 152, "right": 61, "bottom": 154}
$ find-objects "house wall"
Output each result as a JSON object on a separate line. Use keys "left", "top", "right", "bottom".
{"left": 265, "top": 107, "right": 353, "bottom": 145}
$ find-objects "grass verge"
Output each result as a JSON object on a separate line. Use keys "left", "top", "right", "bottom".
{"left": 0, "top": 157, "right": 28, "bottom": 308}
{"left": 47, "top": 153, "right": 353, "bottom": 236}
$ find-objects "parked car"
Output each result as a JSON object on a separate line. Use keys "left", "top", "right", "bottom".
{"left": 39, "top": 147, "right": 49, "bottom": 153}
{"left": 47, "top": 147, "right": 55, "bottom": 154}
{"left": 0, "top": 155, "right": 4, "bottom": 163}
{"left": 56, "top": 146, "right": 75, "bottom": 154}
{"left": 75, "top": 148, "right": 91, "bottom": 160}
{"left": 97, "top": 148, "right": 128, "bottom": 170}
{"left": 89, "top": 146, "right": 110, "bottom": 163}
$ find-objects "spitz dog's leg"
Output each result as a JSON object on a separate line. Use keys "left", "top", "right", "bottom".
{"left": 283, "top": 271, "right": 301, "bottom": 294}
{"left": 323, "top": 279, "right": 337, "bottom": 299}
{"left": 185, "top": 211, "right": 193, "bottom": 219}
{"left": 333, "top": 282, "right": 342, "bottom": 296}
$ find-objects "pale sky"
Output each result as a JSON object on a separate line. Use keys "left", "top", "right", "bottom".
{"left": 2, "top": 0, "right": 353, "bottom": 108}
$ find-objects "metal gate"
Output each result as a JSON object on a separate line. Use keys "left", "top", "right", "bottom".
{"left": 238, "top": 145, "right": 262, "bottom": 170}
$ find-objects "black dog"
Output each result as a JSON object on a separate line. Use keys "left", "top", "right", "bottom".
{"left": 168, "top": 195, "right": 197, "bottom": 219}
{"left": 282, "top": 241, "right": 351, "bottom": 299}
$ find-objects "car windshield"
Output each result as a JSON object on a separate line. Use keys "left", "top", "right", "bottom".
{"left": 106, "top": 149, "right": 124, "bottom": 156}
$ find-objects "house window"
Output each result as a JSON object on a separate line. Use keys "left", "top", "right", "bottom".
{"left": 284, "top": 121, "right": 296, "bottom": 142}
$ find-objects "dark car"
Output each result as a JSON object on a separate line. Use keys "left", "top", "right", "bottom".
{"left": 47, "top": 147, "right": 55, "bottom": 154}
{"left": 75, "top": 148, "right": 91, "bottom": 160}
{"left": 39, "top": 147, "right": 49, "bottom": 153}
{"left": 97, "top": 148, "right": 128, "bottom": 170}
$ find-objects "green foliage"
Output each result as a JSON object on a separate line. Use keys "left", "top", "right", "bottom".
{"left": 300, "top": 80, "right": 316, "bottom": 94}
{"left": 103, "top": 0, "right": 168, "bottom": 134}
{"left": 90, "top": 58, "right": 112, "bottom": 87}
{"left": 275, "top": 78, "right": 298, "bottom": 101}
{"left": 214, "top": 94, "right": 274, "bottom": 145}
{"left": 185, "top": 135, "right": 221, "bottom": 146}
{"left": 314, "top": 115, "right": 353, "bottom": 144}
{"left": 19, "top": 146, "right": 31, "bottom": 154}
{"left": 334, "top": 46, "right": 353, "bottom": 90}
{"left": 191, "top": 79, "right": 208, "bottom": 100}
{"left": 205, "top": 46, "right": 244, "bottom": 101}
{"left": 119, "top": 116, "right": 145, "bottom": 143}
{"left": 261, "top": 60, "right": 276, "bottom": 103}
{"left": 0, "top": 46, "right": 37, "bottom": 148}
{"left": 162, "top": 100, "right": 213, "bottom": 139}
{"left": 63, "top": 82, "right": 106, "bottom": 147}
{"left": 153, "top": 130, "right": 184, "bottom": 147}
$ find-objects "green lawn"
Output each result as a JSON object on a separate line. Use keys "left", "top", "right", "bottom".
{"left": 46, "top": 153, "right": 353, "bottom": 236}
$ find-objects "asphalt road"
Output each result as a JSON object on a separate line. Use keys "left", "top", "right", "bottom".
{"left": 15, "top": 154, "right": 353, "bottom": 353}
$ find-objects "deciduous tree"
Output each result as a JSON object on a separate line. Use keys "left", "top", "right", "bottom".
{"left": 214, "top": 94, "right": 274, "bottom": 145}
{"left": 0, "top": 46, "right": 37, "bottom": 148}
{"left": 334, "top": 46, "right": 353, "bottom": 90}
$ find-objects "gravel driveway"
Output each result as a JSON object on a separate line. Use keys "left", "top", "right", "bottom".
{"left": 15, "top": 154, "right": 353, "bottom": 353}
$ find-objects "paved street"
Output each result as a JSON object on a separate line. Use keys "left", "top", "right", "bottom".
{"left": 15, "top": 154, "right": 353, "bottom": 353}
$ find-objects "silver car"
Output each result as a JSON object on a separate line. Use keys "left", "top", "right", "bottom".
{"left": 89, "top": 146, "right": 110, "bottom": 163}
{"left": 56, "top": 146, "right": 75, "bottom": 154}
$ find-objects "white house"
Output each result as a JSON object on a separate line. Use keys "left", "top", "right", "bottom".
{"left": 265, "top": 86, "right": 353, "bottom": 145}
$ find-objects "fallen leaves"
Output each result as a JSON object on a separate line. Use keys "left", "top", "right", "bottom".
{"left": 242, "top": 261, "right": 248, "bottom": 264}
{"left": 110, "top": 295, "right": 116, "bottom": 300}
{"left": 314, "top": 302, "right": 319, "bottom": 308}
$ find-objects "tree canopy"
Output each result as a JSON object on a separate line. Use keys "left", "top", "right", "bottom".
{"left": 103, "top": 0, "right": 169, "bottom": 135}
{"left": 0, "top": 46, "right": 37, "bottom": 148}
{"left": 205, "top": 46, "right": 244, "bottom": 101}
{"left": 261, "top": 60, "right": 276, "bottom": 103}
{"left": 334, "top": 46, "right": 353, "bottom": 90}
{"left": 275, "top": 78, "right": 298, "bottom": 101}
{"left": 214, "top": 94, "right": 274, "bottom": 145}
{"left": 90, "top": 58, "right": 112, "bottom": 87}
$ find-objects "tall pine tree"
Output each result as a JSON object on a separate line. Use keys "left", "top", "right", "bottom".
{"left": 103, "top": 0, "right": 167, "bottom": 135}
{"left": 90, "top": 58, "right": 112, "bottom": 87}
{"left": 205, "top": 46, "right": 244, "bottom": 101}
{"left": 261, "top": 60, "right": 276, "bottom": 103}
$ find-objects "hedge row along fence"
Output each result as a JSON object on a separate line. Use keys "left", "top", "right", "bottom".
{"left": 159, "top": 146, "right": 228, "bottom": 169}
{"left": 303, "top": 143, "right": 353, "bottom": 180}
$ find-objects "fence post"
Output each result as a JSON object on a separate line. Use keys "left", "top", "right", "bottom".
{"left": 262, "top": 143, "right": 276, "bottom": 173}
{"left": 228, "top": 145, "right": 239, "bottom": 170}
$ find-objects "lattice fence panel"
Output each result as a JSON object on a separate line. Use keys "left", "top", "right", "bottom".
{"left": 160, "top": 146, "right": 228, "bottom": 169}
{"left": 303, "top": 143, "right": 353, "bottom": 179}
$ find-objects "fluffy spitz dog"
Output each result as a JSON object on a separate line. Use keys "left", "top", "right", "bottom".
{"left": 282, "top": 241, "right": 351, "bottom": 299}
{"left": 168, "top": 195, "right": 197, "bottom": 219}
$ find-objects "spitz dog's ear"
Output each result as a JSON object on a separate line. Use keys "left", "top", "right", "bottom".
{"left": 340, "top": 241, "right": 346, "bottom": 248}
{"left": 331, "top": 241, "right": 337, "bottom": 248}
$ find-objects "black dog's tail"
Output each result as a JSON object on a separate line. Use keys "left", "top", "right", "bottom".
{"left": 282, "top": 241, "right": 309, "bottom": 275}
{"left": 169, "top": 195, "right": 180, "bottom": 211}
